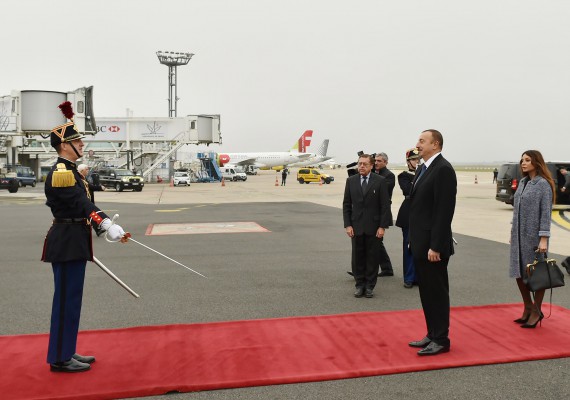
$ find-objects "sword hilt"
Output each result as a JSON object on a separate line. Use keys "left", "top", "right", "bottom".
{"left": 104, "top": 214, "right": 130, "bottom": 243}
{"left": 121, "top": 232, "right": 131, "bottom": 243}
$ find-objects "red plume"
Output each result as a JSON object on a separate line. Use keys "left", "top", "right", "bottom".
{"left": 58, "top": 101, "right": 75, "bottom": 120}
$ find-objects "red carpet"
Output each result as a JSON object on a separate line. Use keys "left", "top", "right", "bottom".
{"left": 2, "top": 303, "right": 570, "bottom": 400}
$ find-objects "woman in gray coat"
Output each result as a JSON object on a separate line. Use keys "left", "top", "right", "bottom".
{"left": 510, "top": 150, "right": 555, "bottom": 328}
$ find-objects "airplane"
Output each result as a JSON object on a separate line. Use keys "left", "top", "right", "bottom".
{"left": 217, "top": 130, "right": 314, "bottom": 170}
{"left": 287, "top": 139, "right": 332, "bottom": 167}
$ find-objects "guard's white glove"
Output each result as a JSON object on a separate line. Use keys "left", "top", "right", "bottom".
{"left": 100, "top": 218, "right": 126, "bottom": 241}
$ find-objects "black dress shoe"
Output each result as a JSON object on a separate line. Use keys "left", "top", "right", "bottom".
{"left": 417, "top": 342, "right": 450, "bottom": 356}
{"left": 408, "top": 337, "right": 432, "bottom": 348}
{"left": 354, "top": 287, "right": 365, "bottom": 298}
{"left": 73, "top": 353, "right": 96, "bottom": 364}
{"left": 365, "top": 288, "right": 374, "bottom": 298}
{"left": 50, "top": 358, "right": 91, "bottom": 373}
{"left": 378, "top": 271, "right": 394, "bottom": 277}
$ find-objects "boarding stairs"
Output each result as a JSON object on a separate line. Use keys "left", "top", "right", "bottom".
{"left": 141, "top": 132, "right": 188, "bottom": 178}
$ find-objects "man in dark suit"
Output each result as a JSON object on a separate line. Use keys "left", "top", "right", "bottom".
{"left": 343, "top": 154, "right": 391, "bottom": 298}
{"left": 408, "top": 130, "right": 456, "bottom": 356}
{"left": 373, "top": 152, "right": 395, "bottom": 277}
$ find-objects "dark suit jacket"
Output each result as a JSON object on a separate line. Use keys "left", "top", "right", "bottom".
{"left": 343, "top": 173, "right": 391, "bottom": 236}
{"left": 395, "top": 170, "right": 415, "bottom": 228}
{"left": 409, "top": 154, "right": 456, "bottom": 259}
{"left": 88, "top": 182, "right": 104, "bottom": 203}
{"left": 374, "top": 167, "right": 395, "bottom": 198}
{"left": 374, "top": 167, "right": 395, "bottom": 226}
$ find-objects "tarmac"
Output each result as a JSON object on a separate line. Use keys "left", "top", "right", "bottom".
{"left": 1, "top": 168, "right": 569, "bottom": 400}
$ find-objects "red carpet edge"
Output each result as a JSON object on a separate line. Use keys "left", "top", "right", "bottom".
{"left": 1, "top": 303, "right": 570, "bottom": 400}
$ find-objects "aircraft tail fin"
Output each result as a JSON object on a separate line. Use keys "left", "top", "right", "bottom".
{"left": 316, "top": 139, "right": 329, "bottom": 157}
{"left": 290, "top": 130, "right": 313, "bottom": 152}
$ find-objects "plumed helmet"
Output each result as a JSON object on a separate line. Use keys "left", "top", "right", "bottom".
{"left": 50, "top": 101, "right": 84, "bottom": 148}
{"left": 405, "top": 148, "right": 420, "bottom": 161}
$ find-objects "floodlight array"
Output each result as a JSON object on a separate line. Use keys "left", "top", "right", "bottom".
{"left": 156, "top": 51, "right": 194, "bottom": 66}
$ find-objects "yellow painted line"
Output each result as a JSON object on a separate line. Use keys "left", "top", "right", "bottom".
{"left": 551, "top": 211, "right": 570, "bottom": 231}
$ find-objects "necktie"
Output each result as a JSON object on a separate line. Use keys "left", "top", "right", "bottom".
{"left": 362, "top": 176, "right": 368, "bottom": 192}
{"left": 416, "top": 164, "right": 427, "bottom": 183}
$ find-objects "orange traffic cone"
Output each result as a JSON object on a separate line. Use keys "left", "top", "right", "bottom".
{"left": 221, "top": 177, "right": 226, "bottom": 187}
{"left": 319, "top": 178, "right": 323, "bottom": 186}
{"left": 474, "top": 175, "right": 478, "bottom": 184}
{"left": 275, "top": 176, "right": 279, "bottom": 186}
{"left": 169, "top": 177, "right": 174, "bottom": 187}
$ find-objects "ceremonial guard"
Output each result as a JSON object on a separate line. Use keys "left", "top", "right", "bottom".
{"left": 42, "top": 102, "right": 127, "bottom": 372}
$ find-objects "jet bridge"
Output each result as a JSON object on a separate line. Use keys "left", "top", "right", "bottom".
{"left": 0, "top": 86, "right": 96, "bottom": 169}
{"left": 1, "top": 86, "right": 222, "bottom": 181}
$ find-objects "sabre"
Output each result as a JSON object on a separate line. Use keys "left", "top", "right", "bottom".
{"left": 104, "top": 214, "right": 208, "bottom": 279}
{"left": 126, "top": 235, "right": 208, "bottom": 278}
{"left": 92, "top": 256, "right": 140, "bottom": 298}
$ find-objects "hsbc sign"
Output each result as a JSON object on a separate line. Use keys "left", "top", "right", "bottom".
{"left": 89, "top": 118, "right": 191, "bottom": 142}
{"left": 96, "top": 125, "right": 121, "bottom": 133}
{"left": 92, "top": 122, "right": 127, "bottom": 141}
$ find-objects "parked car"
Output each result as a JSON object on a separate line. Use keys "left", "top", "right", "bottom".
{"left": 173, "top": 171, "right": 191, "bottom": 186}
{"left": 0, "top": 169, "right": 19, "bottom": 193}
{"left": 297, "top": 168, "right": 334, "bottom": 184}
{"left": 495, "top": 161, "right": 570, "bottom": 205}
{"left": 5, "top": 164, "right": 36, "bottom": 187}
{"left": 96, "top": 168, "right": 144, "bottom": 192}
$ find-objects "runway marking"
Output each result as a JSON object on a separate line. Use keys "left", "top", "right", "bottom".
{"left": 551, "top": 210, "right": 570, "bottom": 232}
{"left": 146, "top": 221, "right": 271, "bottom": 235}
{"left": 154, "top": 205, "right": 209, "bottom": 212}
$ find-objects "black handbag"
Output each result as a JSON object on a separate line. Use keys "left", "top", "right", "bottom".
{"left": 524, "top": 254, "right": 565, "bottom": 292}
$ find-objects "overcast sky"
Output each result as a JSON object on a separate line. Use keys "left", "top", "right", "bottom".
{"left": 2, "top": 0, "right": 569, "bottom": 164}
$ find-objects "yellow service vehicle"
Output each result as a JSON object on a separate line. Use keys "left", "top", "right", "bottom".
{"left": 297, "top": 168, "right": 334, "bottom": 184}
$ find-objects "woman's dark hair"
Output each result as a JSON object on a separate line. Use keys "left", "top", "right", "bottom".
{"left": 520, "top": 150, "right": 555, "bottom": 204}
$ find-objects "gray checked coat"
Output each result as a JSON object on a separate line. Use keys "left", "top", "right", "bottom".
{"left": 509, "top": 175, "right": 553, "bottom": 278}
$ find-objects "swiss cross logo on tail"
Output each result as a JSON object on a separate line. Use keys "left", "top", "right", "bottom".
{"left": 298, "top": 130, "right": 313, "bottom": 152}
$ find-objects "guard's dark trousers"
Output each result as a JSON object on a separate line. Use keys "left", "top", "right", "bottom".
{"left": 47, "top": 261, "right": 86, "bottom": 364}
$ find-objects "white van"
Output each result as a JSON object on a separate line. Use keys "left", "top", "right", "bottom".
{"left": 220, "top": 167, "right": 247, "bottom": 182}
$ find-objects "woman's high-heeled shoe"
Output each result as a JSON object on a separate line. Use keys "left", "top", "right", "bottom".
{"left": 514, "top": 308, "right": 532, "bottom": 324}
{"left": 521, "top": 314, "right": 544, "bottom": 329}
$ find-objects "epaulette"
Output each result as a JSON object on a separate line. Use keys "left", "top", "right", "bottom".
{"left": 52, "top": 163, "right": 76, "bottom": 187}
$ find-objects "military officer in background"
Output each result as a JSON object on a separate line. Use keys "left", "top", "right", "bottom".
{"left": 395, "top": 148, "right": 421, "bottom": 288}
{"left": 42, "top": 101, "right": 127, "bottom": 373}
